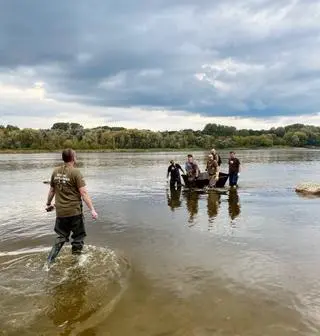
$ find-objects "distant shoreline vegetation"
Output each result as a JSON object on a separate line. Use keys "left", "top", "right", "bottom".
{"left": 0, "top": 122, "right": 319, "bottom": 152}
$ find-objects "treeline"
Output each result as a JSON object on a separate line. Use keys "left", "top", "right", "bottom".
{"left": 0, "top": 122, "right": 320, "bottom": 150}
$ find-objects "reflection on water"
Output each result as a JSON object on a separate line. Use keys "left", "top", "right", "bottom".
{"left": 46, "top": 266, "right": 89, "bottom": 332}
{"left": 166, "top": 186, "right": 182, "bottom": 211}
{"left": 184, "top": 191, "right": 200, "bottom": 225}
{"left": 228, "top": 188, "right": 241, "bottom": 222}
{"left": 171, "top": 188, "right": 241, "bottom": 229}
{"left": 207, "top": 191, "right": 221, "bottom": 224}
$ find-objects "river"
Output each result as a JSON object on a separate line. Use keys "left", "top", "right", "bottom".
{"left": 0, "top": 148, "right": 320, "bottom": 335}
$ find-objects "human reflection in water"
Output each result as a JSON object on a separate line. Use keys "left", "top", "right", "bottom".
{"left": 207, "top": 191, "right": 221, "bottom": 227}
{"left": 166, "top": 186, "right": 182, "bottom": 212}
{"left": 184, "top": 191, "right": 200, "bottom": 225}
{"left": 228, "top": 188, "right": 241, "bottom": 224}
{"left": 46, "top": 266, "right": 95, "bottom": 335}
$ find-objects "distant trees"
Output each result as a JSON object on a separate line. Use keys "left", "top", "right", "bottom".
{"left": 203, "top": 124, "right": 236, "bottom": 136}
{"left": 0, "top": 122, "right": 320, "bottom": 151}
{"left": 51, "top": 122, "right": 84, "bottom": 131}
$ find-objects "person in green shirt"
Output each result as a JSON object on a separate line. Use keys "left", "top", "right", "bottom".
{"left": 45, "top": 148, "right": 98, "bottom": 263}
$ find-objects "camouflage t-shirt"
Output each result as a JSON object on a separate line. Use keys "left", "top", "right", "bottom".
{"left": 50, "top": 165, "right": 86, "bottom": 217}
{"left": 206, "top": 159, "right": 218, "bottom": 175}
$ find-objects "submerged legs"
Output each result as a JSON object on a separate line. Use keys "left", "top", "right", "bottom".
{"left": 47, "top": 236, "right": 66, "bottom": 264}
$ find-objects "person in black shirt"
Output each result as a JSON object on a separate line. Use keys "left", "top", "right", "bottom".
{"left": 167, "top": 160, "right": 185, "bottom": 188}
{"left": 228, "top": 151, "right": 241, "bottom": 187}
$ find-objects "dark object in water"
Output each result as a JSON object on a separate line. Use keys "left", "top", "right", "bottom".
{"left": 47, "top": 241, "right": 65, "bottom": 264}
{"left": 182, "top": 172, "right": 229, "bottom": 189}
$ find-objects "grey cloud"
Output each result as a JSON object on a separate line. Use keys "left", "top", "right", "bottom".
{"left": 0, "top": 1, "right": 80, "bottom": 67}
{"left": 1, "top": 0, "right": 320, "bottom": 119}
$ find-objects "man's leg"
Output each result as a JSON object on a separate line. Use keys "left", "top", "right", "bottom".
{"left": 70, "top": 214, "right": 87, "bottom": 254}
{"left": 230, "top": 173, "right": 238, "bottom": 187}
{"left": 209, "top": 174, "right": 216, "bottom": 188}
{"left": 234, "top": 173, "right": 239, "bottom": 187}
{"left": 176, "top": 177, "right": 182, "bottom": 187}
{"left": 47, "top": 217, "right": 71, "bottom": 263}
{"left": 170, "top": 179, "right": 176, "bottom": 188}
{"left": 229, "top": 173, "right": 235, "bottom": 187}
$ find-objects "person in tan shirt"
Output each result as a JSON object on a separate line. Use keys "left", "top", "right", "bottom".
{"left": 206, "top": 154, "right": 219, "bottom": 188}
{"left": 46, "top": 148, "right": 98, "bottom": 263}
{"left": 210, "top": 148, "right": 222, "bottom": 166}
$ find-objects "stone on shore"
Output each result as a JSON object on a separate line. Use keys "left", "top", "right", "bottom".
{"left": 295, "top": 183, "right": 320, "bottom": 195}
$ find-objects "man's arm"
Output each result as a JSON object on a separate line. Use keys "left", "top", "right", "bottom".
{"left": 195, "top": 162, "right": 199, "bottom": 178}
{"left": 214, "top": 161, "right": 219, "bottom": 179}
{"left": 46, "top": 171, "right": 56, "bottom": 210}
{"left": 79, "top": 186, "right": 98, "bottom": 219}
{"left": 167, "top": 166, "right": 170, "bottom": 179}
{"left": 177, "top": 164, "right": 185, "bottom": 174}
{"left": 46, "top": 187, "right": 55, "bottom": 208}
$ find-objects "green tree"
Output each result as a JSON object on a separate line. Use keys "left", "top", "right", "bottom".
{"left": 51, "top": 123, "right": 70, "bottom": 131}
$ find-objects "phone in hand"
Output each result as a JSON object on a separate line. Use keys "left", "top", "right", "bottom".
{"left": 46, "top": 205, "right": 55, "bottom": 212}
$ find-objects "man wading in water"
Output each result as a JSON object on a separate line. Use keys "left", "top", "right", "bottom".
{"left": 206, "top": 154, "right": 219, "bottom": 188}
{"left": 45, "top": 149, "right": 98, "bottom": 263}
{"left": 210, "top": 148, "right": 222, "bottom": 166}
{"left": 228, "top": 151, "right": 241, "bottom": 188}
{"left": 167, "top": 160, "right": 185, "bottom": 188}
{"left": 185, "top": 154, "right": 200, "bottom": 185}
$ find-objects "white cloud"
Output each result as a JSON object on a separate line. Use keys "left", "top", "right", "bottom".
{"left": 0, "top": 83, "right": 46, "bottom": 101}
{"left": 1, "top": 82, "right": 320, "bottom": 131}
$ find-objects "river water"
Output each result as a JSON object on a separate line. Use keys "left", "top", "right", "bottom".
{"left": 0, "top": 149, "right": 320, "bottom": 335}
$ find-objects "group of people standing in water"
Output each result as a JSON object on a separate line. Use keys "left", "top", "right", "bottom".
{"left": 167, "top": 149, "right": 241, "bottom": 188}
{"left": 45, "top": 148, "right": 241, "bottom": 264}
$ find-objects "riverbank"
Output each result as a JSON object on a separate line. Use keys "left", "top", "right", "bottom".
{"left": 0, "top": 148, "right": 203, "bottom": 154}
{"left": 0, "top": 145, "right": 310, "bottom": 155}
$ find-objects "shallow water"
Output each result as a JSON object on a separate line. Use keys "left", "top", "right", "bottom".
{"left": 1, "top": 149, "right": 320, "bottom": 335}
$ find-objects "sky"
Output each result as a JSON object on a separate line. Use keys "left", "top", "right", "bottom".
{"left": 1, "top": 0, "right": 320, "bottom": 131}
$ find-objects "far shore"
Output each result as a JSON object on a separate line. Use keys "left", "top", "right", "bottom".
{"left": 0, "top": 145, "right": 317, "bottom": 155}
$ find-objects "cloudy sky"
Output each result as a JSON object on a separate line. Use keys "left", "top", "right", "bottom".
{"left": 1, "top": 0, "right": 320, "bottom": 130}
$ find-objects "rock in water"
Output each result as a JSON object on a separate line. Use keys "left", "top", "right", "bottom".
{"left": 295, "top": 183, "right": 320, "bottom": 195}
